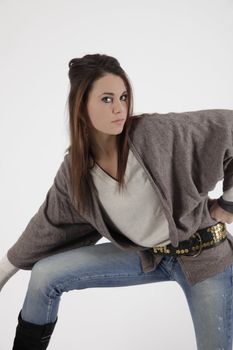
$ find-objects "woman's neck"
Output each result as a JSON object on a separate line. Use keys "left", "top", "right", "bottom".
{"left": 92, "top": 135, "right": 118, "bottom": 161}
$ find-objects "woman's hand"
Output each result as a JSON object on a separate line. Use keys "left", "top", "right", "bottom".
{"left": 209, "top": 198, "right": 233, "bottom": 224}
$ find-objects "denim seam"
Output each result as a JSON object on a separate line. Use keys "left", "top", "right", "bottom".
{"left": 46, "top": 293, "right": 54, "bottom": 323}
{"left": 45, "top": 273, "right": 150, "bottom": 322}
{"left": 55, "top": 273, "right": 152, "bottom": 288}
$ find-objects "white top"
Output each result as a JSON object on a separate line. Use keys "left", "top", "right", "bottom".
{"left": 91, "top": 149, "right": 171, "bottom": 248}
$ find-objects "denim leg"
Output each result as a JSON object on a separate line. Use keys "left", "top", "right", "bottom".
{"left": 20, "top": 242, "right": 171, "bottom": 325}
{"left": 173, "top": 259, "right": 233, "bottom": 350}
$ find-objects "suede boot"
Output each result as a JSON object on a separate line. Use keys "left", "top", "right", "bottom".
{"left": 12, "top": 310, "right": 57, "bottom": 350}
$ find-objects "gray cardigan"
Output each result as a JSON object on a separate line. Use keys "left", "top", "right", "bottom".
{"left": 7, "top": 109, "right": 233, "bottom": 286}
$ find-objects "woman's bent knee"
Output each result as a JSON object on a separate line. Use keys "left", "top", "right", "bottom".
{"left": 29, "top": 258, "right": 63, "bottom": 297}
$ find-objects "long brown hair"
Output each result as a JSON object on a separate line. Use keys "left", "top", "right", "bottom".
{"left": 65, "top": 53, "right": 134, "bottom": 216}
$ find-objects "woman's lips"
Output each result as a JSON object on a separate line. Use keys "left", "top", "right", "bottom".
{"left": 111, "top": 119, "right": 124, "bottom": 124}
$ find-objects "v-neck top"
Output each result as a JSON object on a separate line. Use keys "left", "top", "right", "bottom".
{"left": 90, "top": 148, "right": 171, "bottom": 247}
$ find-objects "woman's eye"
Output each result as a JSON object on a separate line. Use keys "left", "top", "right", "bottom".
{"left": 102, "top": 96, "right": 112, "bottom": 103}
{"left": 102, "top": 94, "right": 128, "bottom": 103}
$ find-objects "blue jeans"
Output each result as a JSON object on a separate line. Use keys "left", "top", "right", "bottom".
{"left": 20, "top": 242, "right": 233, "bottom": 350}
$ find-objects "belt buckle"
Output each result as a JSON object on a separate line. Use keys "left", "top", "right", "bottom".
{"left": 188, "top": 232, "right": 203, "bottom": 257}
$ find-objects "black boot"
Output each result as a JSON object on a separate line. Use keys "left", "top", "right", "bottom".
{"left": 12, "top": 310, "right": 57, "bottom": 350}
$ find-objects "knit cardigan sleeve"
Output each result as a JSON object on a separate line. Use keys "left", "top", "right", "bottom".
{"left": 7, "top": 154, "right": 102, "bottom": 270}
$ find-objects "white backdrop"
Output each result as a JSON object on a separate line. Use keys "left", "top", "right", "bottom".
{"left": 0, "top": 1, "right": 233, "bottom": 349}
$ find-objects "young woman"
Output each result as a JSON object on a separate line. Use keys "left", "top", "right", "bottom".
{"left": 1, "top": 53, "right": 233, "bottom": 350}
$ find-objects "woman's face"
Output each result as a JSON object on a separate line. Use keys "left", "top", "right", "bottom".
{"left": 86, "top": 73, "right": 128, "bottom": 137}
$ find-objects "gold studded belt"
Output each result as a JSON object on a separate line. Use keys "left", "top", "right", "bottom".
{"left": 152, "top": 222, "right": 227, "bottom": 257}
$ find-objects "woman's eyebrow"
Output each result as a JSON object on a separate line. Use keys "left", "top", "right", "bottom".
{"left": 99, "top": 90, "right": 127, "bottom": 96}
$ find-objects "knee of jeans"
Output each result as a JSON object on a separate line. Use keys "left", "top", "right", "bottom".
{"left": 29, "top": 259, "right": 63, "bottom": 297}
